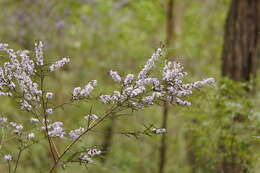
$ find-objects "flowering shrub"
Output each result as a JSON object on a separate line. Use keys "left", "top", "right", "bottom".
{"left": 0, "top": 42, "right": 214, "bottom": 172}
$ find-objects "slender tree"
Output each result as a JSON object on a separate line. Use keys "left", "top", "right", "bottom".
{"left": 159, "top": 0, "right": 174, "bottom": 173}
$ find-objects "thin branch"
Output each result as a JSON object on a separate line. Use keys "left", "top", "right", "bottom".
{"left": 40, "top": 68, "right": 58, "bottom": 163}
{"left": 13, "top": 149, "right": 23, "bottom": 173}
{"left": 48, "top": 105, "right": 120, "bottom": 173}
{"left": 53, "top": 100, "right": 74, "bottom": 110}
{"left": 8, "top": 161, "right": 11, "bottom": 173}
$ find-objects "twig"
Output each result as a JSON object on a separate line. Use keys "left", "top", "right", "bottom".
{"left": 40, "top": 68, "right": 58, "bottom": 163}
{"left": 53, "top": 100, "right": 74, "bottom": 110}
{"left": 14, "top": 149, "right": 23, "bottom": 173}
{"left": 8, "top": 161, "right": 11, "bottom": 173}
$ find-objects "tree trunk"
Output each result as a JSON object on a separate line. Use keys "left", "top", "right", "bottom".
{"left": 221, "top": 0, "right": 260, "bottom": 82}
{"left": 166, "top": 0, "right": 174, "bottom": 46}
{"left": 220, "top": 1, "right": 260, "bottom": 172}
{"left": 159, "top": 1, "right": 174, "bottom": 173}
{"left": 159, "top": 102, "right": 169, "bottom": 173}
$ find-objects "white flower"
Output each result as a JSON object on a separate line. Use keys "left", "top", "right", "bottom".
{"left": 27, "top": 132, "right": 35, "bottom": 139}
{"left": 48, "top": 122, "right": 66, "bottom": 138}
{"left": 152, "top": 128, "right": 167, "bottom": 134}
{"left": 162, "top": 61, "right": 186, "bottom": 82}
{"left": 174, "top": 97, "right": 191, "bottom": 106}
{"left": 9, "top": 122, "right": 17, "bottom": 127}
{"left": 99, "top": 95, "right": 112, "bottom": 104}
{"left": 138, "top": 48, "right": 162, "bottom": 79}
{"left": 20, "top": 100, "right": 32, "bottom": 111}
{"left": 124, "top": 74, "right": 134, "bottom": 85}
{"left": 111, "top": 91, "right": 126, "bottom": 103}
{"left": 4, "top": 154, "right": 12, "bottom": 161}
{"left": 130, "top": 101, "right": 144, "bottom": 109}
{"left": 46, "top": 92, "right": 54, "bottom": 99}
{"left": 109, "top": 70, "right": 121, "bottom": 83}
{"left": 141, "top": 96, "right": 154, "bottom": 105}
{"left": 72, "top": 87, "right": 81, "bottom": 99}
{"left": 0, "top": 117, "right": 7, "bottom": 123}
{"left": 100, "top": 92, "right": 126, "bottom": 104}
{"left": 46, "top": 108, "right": 53, "bottom": 114}
{"left": 84, "top": 114, "right": 99, "bottom": 121}
{"left": 130, "top": 86, "right": 145, "bottom": 97}
{"left": 30, "top": 118, "right": 39, "bottom": 123}
{"left": 10, "top": 122, "right": 23, "bottom": 134}
{"left": 72, "top": 80, "right": 97, "bottom": 100}
{"left": 0, "top": 92, "right": 12, "bottom": 96}
{"left": 49, "top": 58, "right": 70, "bottom": 71}
{"left": 87, "top": 149, "right": 102, "bottom": 156}
{"left": 35, "top": 41, "right": 44, "bottom": 66}
{"left": 0, "top": 43, "right": 8, "bottom": 50}
{"left": 192, "top": 77, "right": 215, "bottom": 88}
{"left": 69, "top": 127, "right": 85, "bottom": 140}
{"left": 79, "top": 154, "right": 93, "bottom": 163}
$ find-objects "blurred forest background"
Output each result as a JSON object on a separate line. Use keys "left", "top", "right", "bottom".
{"left": 0, "top": 0, "right": 260, "bottom": 172}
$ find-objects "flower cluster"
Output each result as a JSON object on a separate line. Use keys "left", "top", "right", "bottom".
{"left": 0, "top": 47, "right": 42, "bottom": 111}
{"left": 109, "top": 70, "right": 121, "bottom": 83}
{"left": 46, "top": 121, "right": 66, "bottom": 138}
{"left": 124, "top": 74, "right": 134, "bottom": 85}
{"left": 99, "top": 48, "right": 215, "bottom": 110}
{"left": 46, "top": 92, "right": 54, "bottom": 99}
{"left": 152, "top": 128, "right": 167, "bottom": 134}
{"left": 30, "top": 117, "right": 40, "bottom": 123}
{"left": 69, "top": 127, "right": 85, "bottom": 140}
{"left": 78, "top": 148, "right": 102, "bottom": 163}
{"left": 49, "top": 58, "right": 70, "bottom": 72}
{"left": 46, "top": 108, "right": 53, "bottom": 115}
{"left": 138, "top": 48, "right": 162, "bottom": 79}
{"left": 27, "top": 132, "right": 35, "bottom": 139}
{"left": 0, "top": 42, "right": 73, "bottom": 113}
{"left": 72, "top": 80, "right": 97, "bottom": 100}
{"left": 35, "top": 41, "right": 44, "bottom": 66}
{"left": 3, "top": 154, "right": 12, "bottom": 161}
{"left": 87, "top": 148, "right": 102, "bottom": 156}
{"left": 9, "top": 122, "right": 23, "bottom": 134}
{"left": 84, "top": 114, "right": 99, "bottom": 121}
{"left": 79, "top": 154, "right": 93, "bottom": 163}
{"left": 0, "top": 117, "right": 8, "bottom": 125}
{"left": 0, "top": 43, "right": 8, "bottom": 50}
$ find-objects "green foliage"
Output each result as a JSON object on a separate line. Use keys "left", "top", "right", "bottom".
{"left": 181, "top": 78, "right": 260, "bottom": 172}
